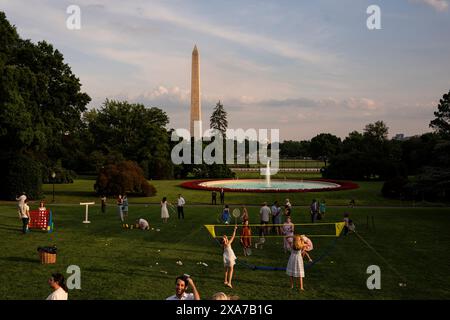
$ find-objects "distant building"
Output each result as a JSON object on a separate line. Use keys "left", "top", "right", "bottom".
{"left": 393, "top": 134, "right": 410, "bottom": 141}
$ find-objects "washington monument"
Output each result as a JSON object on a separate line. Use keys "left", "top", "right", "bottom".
{"left": 190, "top": 45, "right": 202, "bottom": 139}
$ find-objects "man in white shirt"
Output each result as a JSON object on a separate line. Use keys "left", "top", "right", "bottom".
{"left": 46, "top": 273, "right": 68, "bottom": 300}
{"left": 16, "top": 192, "right": 27, "bottom": 217}
{"left": 177, "top": 194, "right": 186, "bottom": 219}
{"left": 259, "top": 202, "right": 271, "bottom": 236}
{"left": 166, "top": 275, "right": 200, "bottom": 300}
{"left": 19, "top": 199, "right": 30, "bottom": 234}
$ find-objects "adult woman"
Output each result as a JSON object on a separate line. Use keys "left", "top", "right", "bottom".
{"left": 46, "top": 273, "right": 68, "bottom": 300}
{"left": 161, "top": 197, "right": 170, "bottom": 223}
{"left": 282, "top": 216, "right": 294, "bottom": 253}
{"left": 222, "top": 225, "right": 238, "bottom": 288}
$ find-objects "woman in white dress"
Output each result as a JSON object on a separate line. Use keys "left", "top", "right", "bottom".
{"left": 286, "top": 234, "right": 305, "bottom": 291}
{"left": 222, "top": 225, "right": 238, "bottom": 288}
{"left": 161, "top": 197, "right": 170, "bottom": 223}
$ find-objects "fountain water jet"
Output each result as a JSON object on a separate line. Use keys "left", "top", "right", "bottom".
{"left": 265, "top": 160, "right": 271, "bottom": 188}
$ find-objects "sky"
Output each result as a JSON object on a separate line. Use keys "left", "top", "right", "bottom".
{"left": 1, "top": 0, "right": 450, "bottom": 141}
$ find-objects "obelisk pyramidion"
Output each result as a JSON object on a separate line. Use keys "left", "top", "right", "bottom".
{"left": 190, "top": 45, "right": 202, "bottom": 140}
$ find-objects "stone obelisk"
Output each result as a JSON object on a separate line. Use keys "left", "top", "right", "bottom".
{"left": 190, "top": 45, "right": 202, "bottom": 140}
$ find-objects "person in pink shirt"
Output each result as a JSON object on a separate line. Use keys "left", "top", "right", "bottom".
{"left": 300, "top": 234, "right": 313, "bottom": 262}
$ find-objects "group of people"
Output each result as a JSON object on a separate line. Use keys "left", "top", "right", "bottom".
{"left": 211, "top": 189, "right": 225, "bottom": 205}
{"left": 160, "top": 194, "right": 185, "bottom": 222}
{"left": 16, "top": 192, "right": 48, "bottom": 234}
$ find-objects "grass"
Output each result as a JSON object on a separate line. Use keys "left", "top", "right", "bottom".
{"left": 14, "top": 177, "right": 442, "bottom": 207}
{"left": 0, "top": 204, "right": 449, "bottom": 299}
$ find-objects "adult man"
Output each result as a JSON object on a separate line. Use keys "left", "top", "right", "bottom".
{"left": 310, "top": 199, "right": 319, "bottom": 223}
{"left": 177, "top": 194, "right": 186, "bottom": 219}
{"left": 166, "top": 275, "right": 200, "bottom": 300}
{"left": 271, "top": 201, "right": 282, "bottom": 235}
{"left": 211, "top": 191, "right": 217, "bottom": 205}
{"left": 259, "top": 202, "right": 271, "bottom": 236}
{"left": 220, "top": 189, "right": 225, "bottom": 205}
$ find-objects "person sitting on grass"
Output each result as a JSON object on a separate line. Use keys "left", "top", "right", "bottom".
{"left": 46, "top": 273, "right": 68, "bottom": 300}
{"left": 137, "top": 218, "right": 149, "bottom": 230}
{"left": 343, "top": 213, "right": 356, "bottom": 235}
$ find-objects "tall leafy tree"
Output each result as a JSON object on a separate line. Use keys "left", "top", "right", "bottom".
{"left": 309, "top": 133, "right": 341, "bottom": 166}
{"left": 84, "top": 100, "right": 172, "bottom": 179}
{"left": 0, "top": 12, "right": 90, "bottom": 199}
{"left": 430, "top": 90, "right": 450, "bottom": 138}
{"left": 210, "top": 100, "right": 228, "bottom": 136}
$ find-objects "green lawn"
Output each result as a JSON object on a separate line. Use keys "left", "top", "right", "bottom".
{"left": 14, "top": 177, "right": 442, "bottom": 207}
{"left": 0, "top": 203, "right": 449, "bottom": 299}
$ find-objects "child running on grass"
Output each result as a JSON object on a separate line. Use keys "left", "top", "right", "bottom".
{"left": 286, "top": 234, "right": 305, "bottom": 291}
{"left": 222, "top": 225, "right": 238, "bottom": 288}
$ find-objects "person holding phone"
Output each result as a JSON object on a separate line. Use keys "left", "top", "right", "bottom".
{"left": 166, "top": 274, "right": 200, "bottom": 300}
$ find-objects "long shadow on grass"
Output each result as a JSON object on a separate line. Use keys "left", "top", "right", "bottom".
{"left": 0, "top": 225, "right": 21, "bottom": 233}
{"left": 0, "top": 256, "right": 39, "bottom": 263}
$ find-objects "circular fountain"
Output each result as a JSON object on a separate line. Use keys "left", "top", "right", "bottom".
{"left": 181, "top": 161, "right": 358, "bottom": 193}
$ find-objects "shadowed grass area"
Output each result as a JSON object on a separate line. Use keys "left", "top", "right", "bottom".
{"left": 0, "top": 204, "right": 449, "bottom": 299}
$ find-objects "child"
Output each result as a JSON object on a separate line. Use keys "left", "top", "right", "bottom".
{"left": 343, "top": 213, "right": 355, "bottom": 235}
{"left": 255, "top": 235, "right": 265, "bottom": 249}
{"left": 282, "top": 216, "right": 294, "bottom": 253}
{"left": 240, "top": 220, "right": 252, "bottom": 256}
{"left": 222, "top": 225, "right": 238, "bottom": 288}
{"left": 286, "top": 235, "right": 305, "bottom": 291}
{"left": 300, "top": 234, "right": 313, "bottom": 262}
{"left": 222, "top": 205, "right": 230, "bottom": 224}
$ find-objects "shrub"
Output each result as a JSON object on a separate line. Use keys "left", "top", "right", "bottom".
{"left": 94, "top": 160, "right": 157, "bottom": 197}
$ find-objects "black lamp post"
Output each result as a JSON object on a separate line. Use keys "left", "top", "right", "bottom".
{"left": 51, "top": 171, "right": 56, "bottom": 203}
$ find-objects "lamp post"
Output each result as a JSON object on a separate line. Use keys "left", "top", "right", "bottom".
{"left": 51, "top": 171, "right": 56, "bottom": 203}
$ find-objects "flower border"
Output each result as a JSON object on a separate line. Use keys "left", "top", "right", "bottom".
{"left": 180, "top": 178, "right": 359, "bottom": 193}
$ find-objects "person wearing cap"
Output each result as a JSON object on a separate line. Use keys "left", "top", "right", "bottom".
{"left": 166, "top": 275, "right": 200, "bottom": 300}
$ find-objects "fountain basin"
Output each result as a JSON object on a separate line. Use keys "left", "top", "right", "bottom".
{"left": 180, "top": 179, "right": 358, "bottom": 193}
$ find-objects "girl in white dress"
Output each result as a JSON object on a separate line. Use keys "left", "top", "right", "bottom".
{"left": 286, "top": 234, "right": 305, "bottom": 291}
{"left": 222, "top": 225, "right": 238, "bottom": 288}
{"left": 161, "top": 197, "right": 170, "bottom": 223}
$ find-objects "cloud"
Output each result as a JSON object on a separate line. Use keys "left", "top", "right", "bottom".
{"left": 412, "top": 0, "right": 449, "bottom": 11}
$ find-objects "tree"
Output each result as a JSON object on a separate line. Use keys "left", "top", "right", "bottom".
{"left": 430, "top": 90, "right": 450, "bottom": 138}
{"left": 364, "top": 121, "right": 389, "bottom": 143}
{"left": 0, "top": 12, "right": 90, "bottom": 199}
{"left": 210, "top": 100, "right": 228, "bottom": 136}
{"left": 309, "top": 133, "right": 341, "bottom": 166}
{"left": 84, "top": 100, "right": 172, "bottom": 179}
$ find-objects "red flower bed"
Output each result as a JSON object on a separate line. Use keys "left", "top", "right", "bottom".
{"left": 180, "top": 179, "right": 359, "bottom": 193}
